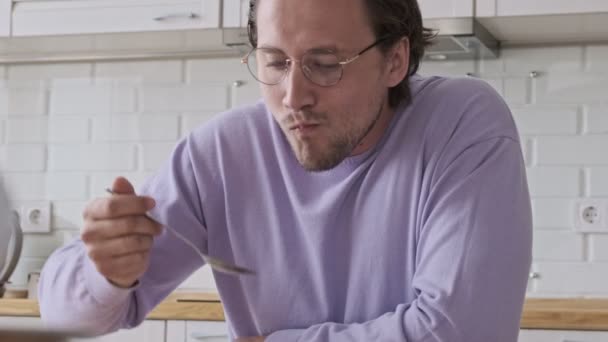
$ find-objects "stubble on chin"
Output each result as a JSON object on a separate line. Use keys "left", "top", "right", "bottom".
{"left": 286, "top": 126, "right": 354, "bottom": 172}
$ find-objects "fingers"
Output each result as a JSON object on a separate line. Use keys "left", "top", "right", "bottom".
{"left": 82, "top": 215, "right": 162, "bottom": 242}
{"left": 80, "top": 176, "right": 160, "bottom": 287}
{"left": 94, "top": 251, "right": 151, "bottom": 282}
{"left": 83, "top": 194, "right": 155, "bottom": 221}
{"left": 86, "top": 234, "right": 154, "bottom": 260}
{"left": 111, "top": 176, "right": 136, "bottom": 195}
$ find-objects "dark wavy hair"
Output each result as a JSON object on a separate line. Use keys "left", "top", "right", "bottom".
{"left": 247, "top": 0, "right": 436, "bottom": 108}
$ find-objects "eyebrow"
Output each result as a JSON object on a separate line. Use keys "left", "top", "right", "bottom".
{"left": 257, "top": 44, "right": 341, "bottom": 55}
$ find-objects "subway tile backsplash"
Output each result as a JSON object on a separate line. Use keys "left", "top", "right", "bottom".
{"left": 1, "top": 43, "right": 608, "bottom": 296}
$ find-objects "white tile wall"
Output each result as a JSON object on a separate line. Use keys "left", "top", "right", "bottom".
{"left": 533, "top": 230, "right": 585, "bottom": 261}
{"left": 587, "top": 45, "right": 608, "bottom": 72}
{"left": 589, "top": 167, "right": 608, "bottom": 197}
{"left": 7, "top": 64, "right": 92, "bottom": 82}
{"left": 0, "top": 83, "right": 47, "bottom": 116}
{"left": 587, "top": 106, "right": 608, "bottom": 134}
{"left": 49, "top": 144, "right": 137, "bottom": 171}
{"left": 92, "top": 115, "right": 179, "bottom": 142}
{"left": 589, "top": 235, "right": 608, "bottom": 262}
{"left": 50, "top": 83, "right": 136, "bottom": 115}
{"left": 537, "top": 136, "right": 608, "bottom": 165}
{"left": 512, "top": 107, "right": 579, "bottom": 135}
{"left": 526, "top": 167, "right": 581, "bottom": 197}
{"left": 95, "top": 60, "right": 183, "bottom": 84}
{"left": 531, "top": 199, "right": 574, "bottom": 229}
{"left": 1, "top": 44, "right": 607, "bottom": 296}
{"left": 141, "top": 84, "right": 228, "bottom": 112}
{"left": 0, "top": 145, "right": 46, "bottom": 172}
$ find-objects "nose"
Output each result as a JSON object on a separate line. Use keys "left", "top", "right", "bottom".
{"left": 281, "top": 62, "right": 316, "bottom": 112}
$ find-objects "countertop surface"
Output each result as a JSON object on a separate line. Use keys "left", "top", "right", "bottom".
{"left": 2, "top": 294, "right": 608, "bottom": 330}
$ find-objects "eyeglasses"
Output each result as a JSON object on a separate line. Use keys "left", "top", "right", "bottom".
{"left": 241, "top": 37, "right": 392, "bottom": 87}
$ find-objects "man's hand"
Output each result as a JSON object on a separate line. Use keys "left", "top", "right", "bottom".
{"left": 81, "top": 176, "right": 162, "bottom": 288}
{"left": 235, "top": 337, "right": 266, "bottom": 342}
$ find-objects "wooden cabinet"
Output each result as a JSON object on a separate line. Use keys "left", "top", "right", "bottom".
{"left": 519, "top": 329, "right": 608, "bottom": 342}
{"left": 167, "top": 320, "right": 229, "bottom": 342}
{"left": 477, "top": 0, "right": 608, "bottom": 17}
{"left": 10, "top": 0, "right": 221, "bottom": 37}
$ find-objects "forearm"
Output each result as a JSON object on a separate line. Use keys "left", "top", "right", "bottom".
{"left": 38, "top": 240, "right": 133, "bottom": 336}
{"left": 266, "top": 295, "right": 520, "bottom": 342}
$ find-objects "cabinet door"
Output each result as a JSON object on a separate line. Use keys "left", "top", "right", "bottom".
{"left": 519, "top": 329, "right": 608, "bottom": 342}
{"left": 70, "top": 321, "right": 166, "bottom": 342}
{"left": 0, "top": 316, "right": 45, "bottom": 329}
{"left": 419, "top": 0, "right": 473, "bottom": 19}
{"left": 186, "top": 321, "right": 229, "bottom": 342}
{"left": 477, "top": 0, "right": 608, "bottom": 17}
{"left": 225, "top": 0, "right": 474, "bottom": 25}
{"left": 11, "top": 0, "right": 221, "bottom": 37}
{"left": 223, "top": 0, "right": 248, "bottom": 28}
{"left": 0, "top": 0, "right": 10, "bottom": 36}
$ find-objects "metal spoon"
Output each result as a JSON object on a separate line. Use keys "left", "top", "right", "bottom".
{"left": 105, "top": 189, "right": 255, "bottom": 276}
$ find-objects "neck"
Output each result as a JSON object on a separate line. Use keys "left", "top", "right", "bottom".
{"left": 350, "top": 101, "right": 395, "bottom": 156}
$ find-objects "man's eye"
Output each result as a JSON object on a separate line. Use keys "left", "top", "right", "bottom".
{"left": 265, "top": 61, "right": 288, "bottom": 69}
{"left": 311, "top": 62, "right": 340, "bottom": 71}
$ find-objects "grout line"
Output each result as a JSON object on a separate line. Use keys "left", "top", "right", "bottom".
{"left": 90, "top": 62, "right": 97, "bottom": 80}
{"left": 581, "top": 44, "right": 589, "bottom": 72}
{"left": 584, "top": 233, "right": 593, "bottom": 262}
{"left": 181, "top": 59, "right": 188, "bottom": 84}
{"left": 579, "top": 105, "right": 587, "bottom": 135}
{"left": 579, "top": 168, "right": 591, "bottom": 197}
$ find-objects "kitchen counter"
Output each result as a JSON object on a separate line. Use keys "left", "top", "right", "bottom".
{"left": 0, "top": 292, "right": 224, "bottom": 321}
{"left": 2, "top": 295, "right": 608, "bottom": 330}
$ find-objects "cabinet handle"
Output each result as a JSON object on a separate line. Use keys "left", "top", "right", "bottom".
{"left": 153, "top": 13, "right": 199, "bottom": 21}
{"left": 190, "top": 332, "right": 228, "bottom": 341}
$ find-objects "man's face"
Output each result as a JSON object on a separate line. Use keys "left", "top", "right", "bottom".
{"left": 255, "top": 0, "right": 392, "bottom": 171}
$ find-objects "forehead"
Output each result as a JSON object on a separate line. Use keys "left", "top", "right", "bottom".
{"left": 255, "top": 0, "right": 375, "bottom": 53}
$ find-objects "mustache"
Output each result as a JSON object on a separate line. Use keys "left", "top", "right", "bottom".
{"left": 282, "top": 110, "right": 327, "bottom": 126}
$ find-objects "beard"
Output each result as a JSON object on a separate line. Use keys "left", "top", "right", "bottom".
{"left": 281, "top": 101, "right": 385, "bottom": 172}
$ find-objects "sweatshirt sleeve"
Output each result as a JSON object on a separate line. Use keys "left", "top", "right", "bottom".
{"left": 266, "top": 136, "right": 533, "bottom": 342}
{"left": 38, "top": 137, "right": 210, "bottom": 336}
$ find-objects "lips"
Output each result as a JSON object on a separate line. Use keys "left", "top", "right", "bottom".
{"left": 289, "top": 122, "right": 320, "bottom": 131}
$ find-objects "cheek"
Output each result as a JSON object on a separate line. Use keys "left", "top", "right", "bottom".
{"left": 261, "top": 85, "right": 283, "bottom": 111}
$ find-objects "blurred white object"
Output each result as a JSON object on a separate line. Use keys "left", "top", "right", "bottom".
{"left": 0, "top": 179, "right": 23, "bottom": 298}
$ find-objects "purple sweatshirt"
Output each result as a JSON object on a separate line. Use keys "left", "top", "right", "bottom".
{"left": 39, "top": 75, "right": 532, "bottom": 342}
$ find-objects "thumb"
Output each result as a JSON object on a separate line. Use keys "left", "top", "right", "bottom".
{"left": 111, "top": 176, "right": 135, "bottom": 195}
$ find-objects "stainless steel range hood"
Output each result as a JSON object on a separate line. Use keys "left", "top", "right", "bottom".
{"left": 423, "top": 18, "right": 499, "bottom": 60}
{"left": 223, "top": 18, "right": 500, "bottom": 61}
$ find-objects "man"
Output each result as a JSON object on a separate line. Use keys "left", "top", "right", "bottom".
{"left": 39, "top": 0, "right": 533, "bottom": 340}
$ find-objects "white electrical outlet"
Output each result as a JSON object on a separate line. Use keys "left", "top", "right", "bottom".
{"left": 574, "top": 199, "right": 608, "bottom": 233}
{"left": 19, "top": 201, "right": 51, "bottom": 233}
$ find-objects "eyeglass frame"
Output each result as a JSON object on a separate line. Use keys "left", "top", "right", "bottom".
{"left": 241, "top": 36, "right": 396, "bottom": 87}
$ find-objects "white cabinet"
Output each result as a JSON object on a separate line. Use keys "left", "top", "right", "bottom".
{"left": 519, "top": 329, "right": 608, "bottom": 342}
{"left": 419, "top": 0, "right": 473, "bottom": 19}
{"left": 73, "top": 321, "right": 166, "bottom": 342}
{"left": 11, "top": 0, "right": 221, "bottom": 37}
{"left": 223, "top": 0, "right": 249, "bottom": 28}
{"left": 0, "top": 316, "right": 45, "bottom": 330}
{"left": 0, "top": 317, "right": 165, "bottom": 342}
{"left": 167, "top": 320, "right": 229, "bottom": 342}
{"left": 222, "top": 0, "right": 474, "bottom": 29}
{"left": 477, "top": 0, "right": 608, "bottom": 17}
{"left": 0, "top": 0, "right": 9, "bottom": 36}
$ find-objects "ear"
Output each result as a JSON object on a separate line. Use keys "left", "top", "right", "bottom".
{"left": 385, "top": 37, "right": 410, "bottom": 88}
